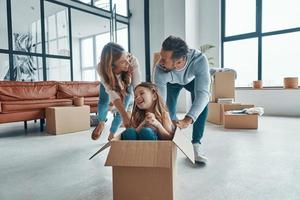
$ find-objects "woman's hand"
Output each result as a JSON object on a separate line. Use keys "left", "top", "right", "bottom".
{"left": 128, "top": 53, "right": 133, "bottom": 72}
{"left": 122, "top": 113, "right": 131, "bottom": 128}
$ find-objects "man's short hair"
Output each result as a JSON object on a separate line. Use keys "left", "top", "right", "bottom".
{"left": 162, "top": 36, "right": 188, "bottom": 60}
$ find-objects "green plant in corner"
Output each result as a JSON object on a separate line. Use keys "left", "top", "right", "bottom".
{"left": 199, "top": 44, "right": 215, "bottom": 67}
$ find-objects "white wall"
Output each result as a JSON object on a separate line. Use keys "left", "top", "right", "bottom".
{"left": 236, "top": 89, "right": 300, "bottom": 117}
{"left": 198, "top": 0, "right": 221, "bottom": 67}
{"left": 129, "top": 0, "right": 146, "bottom": 81}
{"left": 149, "top": 0, "right": 186, "bottom": 66}
{"left": 149, "top": 0, "right": 189, "bottom": 113}
{"left": 185, "top": 0, "right": 201, "bottom": 49}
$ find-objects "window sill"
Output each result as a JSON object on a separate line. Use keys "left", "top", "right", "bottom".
{"left": 236, "top": 87, "right": 300, "bottom": 90}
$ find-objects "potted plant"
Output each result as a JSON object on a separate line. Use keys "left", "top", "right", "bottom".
{"left": 199, "top": 44, "right": 215, "bottom": 67}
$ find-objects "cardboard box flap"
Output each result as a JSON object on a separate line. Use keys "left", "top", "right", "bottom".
{"left": 223, "top": 104, "right": 254, "bottom": 112}
{"left": 105, "top": 141, "right": 172, "bottom": 168}
{"left": 172, "top": 129, "right": 195, "bottom": 164}
{"left": 89, "top": 141, "right": 112, "bottom": 160}
{"left": 89, "top": 131, "right": 122, "bottom": 160}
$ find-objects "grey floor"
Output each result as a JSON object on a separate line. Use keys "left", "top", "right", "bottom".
{"left": 1, "top": 115, "right": 300, "bottom": 200}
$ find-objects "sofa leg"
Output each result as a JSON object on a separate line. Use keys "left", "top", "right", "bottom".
{"left": 24, "top": 121, "right": 27, "bottom": 130}
{"left": 40, "top": 119, "right": 45, "bottom": 132}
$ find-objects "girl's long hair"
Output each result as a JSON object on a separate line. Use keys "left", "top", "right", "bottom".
{"left": 130, "top": 82, "right": 169, "bottom": 128}
{"left": 98, "top": 42, "right": 131, "bottom": 100}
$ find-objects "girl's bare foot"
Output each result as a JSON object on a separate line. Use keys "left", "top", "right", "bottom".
{"left": 91, "top": 122, "right": 105, "bottom": 140}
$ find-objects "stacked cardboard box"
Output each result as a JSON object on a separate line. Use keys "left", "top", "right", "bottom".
{"left": 207, "top": 71, "right": 235, "bottom": 125}
{"left": 207, "top": 71, "right": 258, "bottom": 129}
{"left": 223, "top": 104, "right": 258, "bottom": 129}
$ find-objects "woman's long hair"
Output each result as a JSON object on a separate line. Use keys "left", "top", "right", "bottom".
{"left": 130, "top": 82, "right": 169, "bottom": 128}
{"left": 98, "top": 42, "right": 131, "bottom": 100}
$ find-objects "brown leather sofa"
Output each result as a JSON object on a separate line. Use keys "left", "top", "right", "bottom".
{"left": 0, "top": 81, "right": 100, "bottom": 130}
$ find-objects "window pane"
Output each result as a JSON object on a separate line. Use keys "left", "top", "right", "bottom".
{"left": 44, "top": 2, "right": 70, "bottom": 56}
{"left": 78, "top": 0, "right": 91, "bottom": 4}
{"left": 96, "top": 32, "right": 111, "bottom": 61}
{"left": 0, "top": 0, "right": 8, "bottom": 49}
{"left": 224, "top": 38, "right": 258, "bottom": 87}
{"left": 262, "top": 0, "right": 300, "bottom": 32}
{"left": 117, "top": 23, "right": 128, "bottom": 51}
{"left": 71, "top": 9, "right": 110, "bottom": 81}
{"left": 262, "top": 32, "right": 300, "bottom": 86}
{"left": 81, "top": 38, "right": 94, "bottom": 67}
{"left": 225, "top": 0, "right": 256, "bottom": 36}
{"left": 47, "top": 58, "right": 70, "bottom": 81}
{"left": 94, "top": 0, "right": 110, "bottom": 11}
{"left": 57, "top": 10, "right": 68, "bottom": 38}
{"left": 82, "top": 69, "right": 96, "bottom": 81}
{"left": 58, "top": 38, "right": 69, "bottom": 56}
{"left": 12, "top": 55, "right": 43, "bottom": 81}
{"left": 112, "top": 0, "right": 128, "bottom": 16}
{"left": 11, "top": 0, "right": 41, "bottom": 53}
{"left": 0, "top": 53, "right": 10, "bottom": 80}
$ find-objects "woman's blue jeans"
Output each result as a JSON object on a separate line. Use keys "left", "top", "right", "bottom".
{"left": 166, "top": 80, "right": 208, "bottom": 144}
{"left": 97, "top": 83, "right": 133, "bottom": 134}
{"left": 121, "top": 127, "right": 158, "bottom": 140}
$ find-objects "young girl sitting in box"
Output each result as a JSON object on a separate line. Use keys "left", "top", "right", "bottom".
{"left": 121, "top": 82, "right": 175, "bottom": 140}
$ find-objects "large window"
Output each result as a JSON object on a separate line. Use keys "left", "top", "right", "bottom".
{"left": 2, "top": 0, "right": 130, "bottom": 82}
{"left": 44, "top": 2, "right": 70, "bottom": 56}
{"left": 71, "top": 9, "right": 110, "bottom": 81}
{"left": 47, "top": 58, "right": 70, "bottom": 81}
{"left": 0, "top": 0, "right": 8, "bottom": 50}
{"left": 0, "top": 53, "right": 9, "bottom": 80}
{"left": 117, "top": 22, "right": 129, "bottom": 51}
{"left": 78, "top": 0, "right": 129, "bottom": 16}
{"left": 11, "top": 0, "right": 41, "bottom": 54}
{"left": 222, "top": 0, "right": 300, "bottom": 87}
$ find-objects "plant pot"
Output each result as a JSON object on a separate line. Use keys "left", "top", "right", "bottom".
{"left": 284, "top": 77, "right": 298, "bottom": 89}
{"left": 74, "top": 97, "right": 84, "bottom": 106}
{"left": 253, "top": 80, "right": 263, "bottom": 89}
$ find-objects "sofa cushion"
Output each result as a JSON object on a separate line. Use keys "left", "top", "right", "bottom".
{"left": 84, "top": 97, "right": 99, "bottom": 107}
{"left": 57, "top": 81, "right": 100, "bottom": 99}
{"left": 0, "top": 110, "right": 45, "bottom": 123}
{"left": 0, "top": 81, "right": 58, "bottom": 101}
{"left": 1, "top": 99, "right": 72, "bottom": 113}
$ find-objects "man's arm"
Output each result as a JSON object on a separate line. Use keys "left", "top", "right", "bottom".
{"left": 177, "top": 55, "right": 210, "bottom": 128}
{"left": 186, "top": 55, "right": 210, "bottom": 121}
{"left": 154, "top": 64, "right": 170, "bottom": 101}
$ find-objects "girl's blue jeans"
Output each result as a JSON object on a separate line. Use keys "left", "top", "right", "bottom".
{"left": 121, "top": 127, "right": 158, "bottom": 140}
{"left": 97, "top": 83, "right": 133, "bottom": 134}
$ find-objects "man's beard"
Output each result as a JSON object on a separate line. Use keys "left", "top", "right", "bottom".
{"left": 159, "top": 64, "right": 171, "bottom": 73}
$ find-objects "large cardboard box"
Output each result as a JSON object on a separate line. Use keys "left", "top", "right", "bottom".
{"left": 46, "top": 105, "right": 90, "bottom": 134}
{"left": 211, "top": 71, "right": 235, "bottom": 102}
{"left": 223, "top": 104, "right": 258, "bottom": 129}
{"left": 90, "top": 129, "right": 195, "bottom": 200}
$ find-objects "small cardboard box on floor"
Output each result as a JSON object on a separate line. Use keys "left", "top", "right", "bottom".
{"left": 207, "top": 102, "right": 225, "bottom": 125}
{"left": 46, "top": 105, "right": 90, "bottom": 134}
{"left": 223, "top": 104, "right": 258, "bottom": 129}
{"left": 90, "top": 129, "right": 195, "bottom": 200}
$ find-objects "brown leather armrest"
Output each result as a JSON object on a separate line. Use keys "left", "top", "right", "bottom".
{"left": 0, "top": 102, "right": 2, "bottom": 113}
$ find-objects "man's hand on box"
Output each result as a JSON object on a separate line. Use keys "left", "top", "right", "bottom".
{"left": 176, "top": 116, "right": 193, "bottom": 129}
